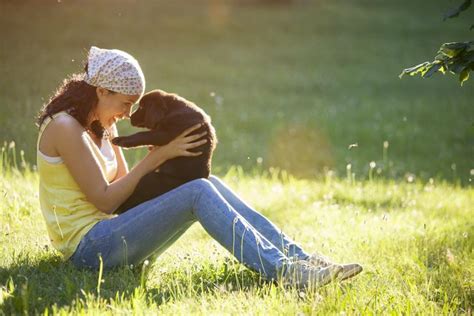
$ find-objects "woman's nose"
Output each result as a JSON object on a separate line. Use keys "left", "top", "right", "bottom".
{"left": 124, "top": 107, "right": 133, "bottom": 118}
{"left": 127, "top": 105, "right": 139, "bottom": 118}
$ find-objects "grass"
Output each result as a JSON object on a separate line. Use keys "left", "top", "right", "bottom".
{"left": 0, "top": 158, "right": 473, "bottom": 314}
{"left": 0, "top": 0, "right": 473, "bottom": 314}
{"left": 0, "top": 0, "right": 473, "bottom": 183}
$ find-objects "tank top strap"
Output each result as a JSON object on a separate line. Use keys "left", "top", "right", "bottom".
{"left": 37, "top": 112, "right": 73, "bottom": 150}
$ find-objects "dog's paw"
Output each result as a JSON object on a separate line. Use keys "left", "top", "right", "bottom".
{"left": 112, "top": 136, "right": 133, "bottom": 148}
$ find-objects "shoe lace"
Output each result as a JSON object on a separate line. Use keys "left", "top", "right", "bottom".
{"left": 308, "top": 252, "right": 332, "bottom": 267}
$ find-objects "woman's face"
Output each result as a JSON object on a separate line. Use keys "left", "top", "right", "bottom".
{"left": 95, "top": 87, "right": 140, "bottom": 128}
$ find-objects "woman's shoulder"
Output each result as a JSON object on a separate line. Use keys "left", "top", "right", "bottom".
{"left": 41, "top": 113, "right": 86, "bottom": 147}
{"left": 47, "top": 113, "right": 85, "bottom": 134}
{"left": 39, "top": 113, "right": 87, "bottom": 157}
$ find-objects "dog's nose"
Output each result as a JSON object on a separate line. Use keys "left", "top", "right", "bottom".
{"left": 130, "top": 114, "right": 141, "bottom": 127}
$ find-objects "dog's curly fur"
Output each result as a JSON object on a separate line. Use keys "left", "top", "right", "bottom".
{"left": 112, "top": 89, "right": 217, "bottom": 214}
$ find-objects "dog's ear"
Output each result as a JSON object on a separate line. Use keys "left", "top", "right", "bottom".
{"left": 144, "top": 95, "right": 168, "bottom": 129}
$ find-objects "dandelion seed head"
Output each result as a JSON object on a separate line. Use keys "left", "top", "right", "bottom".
{"left": 369, "top": 161, "right": 376, "bottom": 169}
{"left": 215, "top": 95, "right": 224, "bottom": 106}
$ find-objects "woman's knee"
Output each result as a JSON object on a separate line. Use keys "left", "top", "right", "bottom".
{"left": 208, "top": 175, "right": 221, "bottom": 184}
{"left": 184, "top": 178, "right": 221, "bottom": 206}
{"left": 187, "top": 178, "right": 215, "bottom": 192}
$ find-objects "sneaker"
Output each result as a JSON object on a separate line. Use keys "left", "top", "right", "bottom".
{"left": 281, "top": 260, "right": 343, "bottom": 289}
{"left": 336, "top": 263, "right": 363, "bottom": 281}
{"left": 305, "top": 252, "right": 333, "bottom": 267}
{"left": 306, "top": 253, "right": 363, "bottom": 281}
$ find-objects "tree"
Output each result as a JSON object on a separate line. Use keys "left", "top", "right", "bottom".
{"left": 400, "top": 0, "right": 474, "bottom": 85}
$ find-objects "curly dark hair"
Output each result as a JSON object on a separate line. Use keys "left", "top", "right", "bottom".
{"left": 37, "top": 64, "right": 106, "bottom": 138}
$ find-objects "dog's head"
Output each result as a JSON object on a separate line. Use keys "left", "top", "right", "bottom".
{"left": 130, "top": 90, "right": 169, "bottom": 129}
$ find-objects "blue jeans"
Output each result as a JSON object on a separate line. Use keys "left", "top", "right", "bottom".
{"left": 70, "top": 175, "right": 310, "bottom": 280}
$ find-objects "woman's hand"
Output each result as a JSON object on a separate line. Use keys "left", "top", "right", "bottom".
{"left": 149, "top": 123, "right": 208, "bottom": 164}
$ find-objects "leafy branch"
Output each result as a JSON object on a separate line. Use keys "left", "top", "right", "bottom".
{"left": 399, "top": 41, "right": 474, "bottom": 85}
{"left": 400, "top": 0, "right": 473, "bottom": 85}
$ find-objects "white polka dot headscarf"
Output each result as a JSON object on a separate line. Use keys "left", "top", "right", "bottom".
{"left": 84, "top": 46, "right": 145, "bottom": 96}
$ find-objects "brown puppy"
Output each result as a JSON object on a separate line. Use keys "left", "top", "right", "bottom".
{"left": 112, "top": 89, "right": 217, "bottom": 214}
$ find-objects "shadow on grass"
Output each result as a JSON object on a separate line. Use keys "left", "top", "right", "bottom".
{"left": 0, "top": 254, "right": 143, "bottom": 314}
{"left": 0, "top": 254, "right": 269, "bottom": 314}
{"left": 145, "top": 260, "right": 269, "bottom": 306}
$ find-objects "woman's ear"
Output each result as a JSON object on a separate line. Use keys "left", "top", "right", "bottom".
{"left": 96, "top": 87, "right": 108, "bottom": 98}
{"left": 144, "top": 103, "right": 165, "bottom": 129}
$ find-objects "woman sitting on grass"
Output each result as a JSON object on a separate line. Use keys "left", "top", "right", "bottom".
{"left": 36, "top": 46, "right": 362, "bottom": 289}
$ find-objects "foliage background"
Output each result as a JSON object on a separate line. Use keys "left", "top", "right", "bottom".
{"left": 1, "top": 0, "right": 473, "bottom": 183}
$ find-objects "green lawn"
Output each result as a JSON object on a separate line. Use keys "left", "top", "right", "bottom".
{"left": 0, "top": 166, "right": 473, "bottom": 314}
{"left": 0, "top": 0, "right": 473, "bottom": 183}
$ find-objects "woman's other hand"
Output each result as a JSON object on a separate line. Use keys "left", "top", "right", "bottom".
{"left": 152, "top": 123, "right": 208, "bottom": 162}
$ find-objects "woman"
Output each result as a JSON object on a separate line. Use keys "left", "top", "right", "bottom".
{"left": 37, "top": 46, "right": 362, "bottom": 289}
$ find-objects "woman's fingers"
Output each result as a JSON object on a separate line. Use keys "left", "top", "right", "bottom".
{"left": 184, "top": 150, "right": 203, "bottom": 157}
{"left": 185, "top": 138, "right": 207, "bottom": 149}
{"left": 183, "top": 131, "right": 207, "bottom": 142}
{"left": 178, "top": 139, "right": 207, "bottom": 157}
{"left": 179, "top": 123, "right": 203, "bottom": 138}
{"left": 165, "top": 126, "right": 208, "bottom": 159}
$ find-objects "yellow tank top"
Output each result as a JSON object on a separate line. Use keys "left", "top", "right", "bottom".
{"left": 37, "top": 112, "right": 117, "bottom": 259}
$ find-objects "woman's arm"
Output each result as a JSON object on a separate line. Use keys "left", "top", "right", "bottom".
{"left": 52, "top": 116, "right": 206, "bottom": 214}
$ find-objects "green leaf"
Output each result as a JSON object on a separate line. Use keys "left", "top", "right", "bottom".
{"left": 439, "top": 42, "right": 470, "bottom": 57}
{"left": 439, "top": 64, "right": 447, "bottom": 74}
{"left": 435, "top": 53, "right": 448, "bottom": 61}
{"left": 459, "top": 68, "right": 470, "bottom": 85}
{"left": 464, "top": 50, "right": 474, "bottom": 62}
{"left": 423, "top": 62, "right": 442, "bottom": 78}
{"left": 443, "top": 0, "right": 472, "bottom": 20}
{"left": 448, "top": 59, "right": 468, "bottom": 74}
{"left": 399, "top": 62, "right": 430, "bottom": 78}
